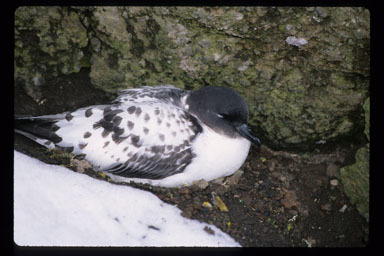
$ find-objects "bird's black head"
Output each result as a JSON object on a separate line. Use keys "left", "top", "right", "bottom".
{"left": 186, "top": 86, "right": 260, "bottom": 147}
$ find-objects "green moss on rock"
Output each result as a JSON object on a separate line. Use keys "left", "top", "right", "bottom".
{"left": 340, "top": 145, "right": 369, "bottom": 221}
{"left": 15, "top": 7, "right": 89, "bottom": 99}
{"left": 339, "top": 96, "right": 369, "bottom": 221}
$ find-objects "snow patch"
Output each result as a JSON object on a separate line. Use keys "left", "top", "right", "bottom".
{"left": 14, "top": 151, "right": 240, "bottom": 247}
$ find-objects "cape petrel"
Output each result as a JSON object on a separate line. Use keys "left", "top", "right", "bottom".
{"left": 15, "top": 85, "right": 260, "bottom": 187}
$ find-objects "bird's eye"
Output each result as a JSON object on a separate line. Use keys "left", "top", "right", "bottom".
{"left": 217, "top": 113, "right": 240, "bottom": 123}
{"left": 217, "top": 113, "right": 231, "bottom": 119}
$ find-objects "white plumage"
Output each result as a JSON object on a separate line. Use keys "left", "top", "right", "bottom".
{"left": 15, "top": 85, "right": 260, "bottom": 187}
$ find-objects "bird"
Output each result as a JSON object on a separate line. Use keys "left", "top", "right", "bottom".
{"left": 15, "top": 85, "right": 261, "bottom": 187}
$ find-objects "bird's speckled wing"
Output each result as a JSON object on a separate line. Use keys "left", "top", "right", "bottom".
{"left": 44, "top": 87, "right": 202, "bottom": 179}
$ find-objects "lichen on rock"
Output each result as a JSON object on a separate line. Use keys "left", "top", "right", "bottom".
{"left": 15, "top": 7, "right": 89, "bottom": 99}
{"left": 15, "top": 6, "right": 370, "bottom": 150}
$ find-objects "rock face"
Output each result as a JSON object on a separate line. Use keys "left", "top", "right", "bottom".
{"left": 340, "top": 97, "right": 369, "bottom": 221}
{"left": 340, "top": 145, "right": 369, "bottom": 221}
{"left": 14, "top": 7, "right": 370, "bottom": 150}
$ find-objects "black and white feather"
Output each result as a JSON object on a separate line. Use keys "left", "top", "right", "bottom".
{"left": 15, "top": 85, "right": 260, "bottom": 187}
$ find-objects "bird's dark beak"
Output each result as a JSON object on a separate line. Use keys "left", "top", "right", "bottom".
{"left": 236, "top": 124, "right": 261, "bottom": 147}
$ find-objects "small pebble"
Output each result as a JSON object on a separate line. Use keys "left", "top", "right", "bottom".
{"left": 330, "top": 179, "right": 338, "bottom": 186}
{"left": 179, "top": 187, "right": 190, "bottom": 194}
{"left": 202, "top": 201, "right": 213, "bottom": 209}
{"left": 192, "top": 179, "right": 209, "bottom": 189}
{"left": 181, "top": 206, "right": 193, "bottom": 218}
{"left": 226, "top": 170, "right": 244, "bottom": 185}
{"left": 211, "top": 177, "right": 224, "bottom": 185}
{"left": 321, "top": 203, "right": 332, "bottom": 211}
{"left": 204, "top": 226, "right": 215, "bottom": 235}
{"left": 267, "top": 159, "right": 276, "bottom": 172}
{"left": 326, "top": 164, "right": 339, "bottom": 177}
{"left": 70, "top": 158, "right": 92, "bottom": 173}
{"left": 339, "top": 204, "right": 348, "bottom": 213}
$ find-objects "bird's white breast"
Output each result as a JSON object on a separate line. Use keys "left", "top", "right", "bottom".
{"left": 110, "top": 123, "right": 251, "bottom": 187}
{"left": 184, "top": 124, "right": 251, "bottom": 181}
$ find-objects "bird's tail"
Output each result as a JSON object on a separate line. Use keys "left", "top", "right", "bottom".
{"left": 15, "top": 114, "right": 66, "bottom": 148}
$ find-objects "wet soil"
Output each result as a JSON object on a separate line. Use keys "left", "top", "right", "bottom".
{"left": 14, "top": 69, "right": 369, "bottom": 247}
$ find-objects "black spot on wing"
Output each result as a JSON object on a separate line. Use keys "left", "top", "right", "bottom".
{"left": 144, "top": 113, "right": 150, "bottom": 122}
{"left": 65, "top": 113, "right": 74, "bottom": 121}
{"left": 93, "top": 123, "right": 101, "bottom": 129}
{"left": 94, "top": 108, "right": 128, "bottom": 143}
{"left": 112, "top": 134, "right": 129, "bottom": 144}
{"left": 103, "top": 106, "right": 111, "bottom": 114}
{"left": 127, "top": 121, "right": 135, "bottom": 130}
{"left": 158, "top": 133, "right": 165, "bottom": 142}
{"left": 85, "top": 108, "right": 93, "bottom": 117}
{"left": 113, "top": 126, "right": 125, "bottom": 136}
{"left": 104, "top": 109, "right": 124, "bottom": 122}
{"left": 127, "top": 106, "right": 136, "bottom": 114}
{"left": 96, "top": 119, "right": 113, "bottom": 131}
{"left": 130, "top": 134, "right": 141, "bottom": 147}
{"left": 112, "top": 115, "right": 122, "bottom": 126}
{"left": 79, "top": 143, "right": 88, "bottom": 149}
{"left": 84, "top": 131, "right": 92, "bottom": 138}
{"left": 135, "top": 107, "right": 142, "bottom": 117}
{"left": 102, "top": 129, "right": 111, "bottom": 138}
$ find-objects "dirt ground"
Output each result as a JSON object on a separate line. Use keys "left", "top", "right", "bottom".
{"left": 14, "top": 69, "right": 369, "bottom": 247}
